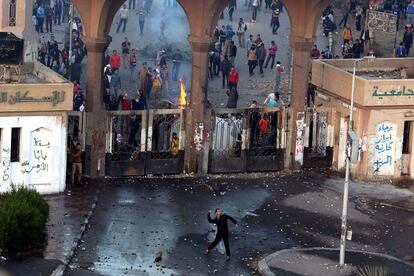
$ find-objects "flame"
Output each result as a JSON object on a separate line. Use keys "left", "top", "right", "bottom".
{"left": 179, "top": 78, "right": 187, "bottom": 109}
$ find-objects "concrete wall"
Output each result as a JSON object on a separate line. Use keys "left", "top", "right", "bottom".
{"left": 312, "top": 59, "right": 414, "bottom": 107}
{"left": 0, "top": 62, "right": 73, "bottom": 112}
{"left": 0, "top": 114, "right": 67, "bottom": 194}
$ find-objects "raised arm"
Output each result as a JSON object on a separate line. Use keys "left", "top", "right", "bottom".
{"left": 207, "top": 212, "right": 217, "bottom": 223}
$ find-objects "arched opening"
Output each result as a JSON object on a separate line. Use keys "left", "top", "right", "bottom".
{"left": 207, "top": 0, "right": 292, "bottom": 108}
{"left": 104, "top": 0, "right": 192, "bottom": 110}
{"left": 206, "top": 0, "right": 292, "bottom": 174}
{"left": 97, "top": 0, "right": 193, "bottom": 176}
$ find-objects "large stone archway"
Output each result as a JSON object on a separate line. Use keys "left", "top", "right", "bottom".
{"left": 72, "top": 0, "right": 332, "bottom": 177}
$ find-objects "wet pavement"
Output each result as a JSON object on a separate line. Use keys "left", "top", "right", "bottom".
{"left": 0, "top": 181, "right": 100, "bottom": 276}
{"left": 66, "top": 173, "right": 414, "bottom": 275}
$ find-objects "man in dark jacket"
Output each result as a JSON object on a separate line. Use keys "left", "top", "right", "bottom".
{"left": 220, "top": 56, "right": 231, "bottom": 89}
{"left": 403, "top": 25, "right": 413, "bottom": 55}
{"left": 205, "top": 208, "right": 237, "bottom": 260}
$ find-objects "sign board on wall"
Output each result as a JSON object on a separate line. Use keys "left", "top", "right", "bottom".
{"left": 0, "top": 32, "right": 24, "bottom": 65}
{"left": 366, "top": 10, "right": 397, "bottom": 33}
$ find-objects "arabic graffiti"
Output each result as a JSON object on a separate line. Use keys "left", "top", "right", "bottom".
{"left": 372, "top": 86, "right": 414, "bottom": 97}
{"left": 92, "top": 129, "right": 106, "bottom": 150}
{"left": 1, "top": 160, "right": 10, "bottom": 182}
{"left": 373, "top": 122, "right": 396, "bottom": 176}
{"left": 24, "top": 129, "right": 52, "bottom": 184}
{"left": 194, "top": 123, "right": 204, "bottom": 152}
{"left": 367, "top": 10, "right": 397, "bottom": 33}
{"left": 0, "top": 91, "right": 65, "bottom": 106}
{"left": 295, "top": 114, "right": 305, "bottom": 164}
{"left": 317, "top": 112, "right": 328, "bottom": 156}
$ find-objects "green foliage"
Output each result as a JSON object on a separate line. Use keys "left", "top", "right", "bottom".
{"left": 356, "top": 264, "right": 388, "bottom": 276}
{"left": 0, "top": 186, "right": 49, "bottom": 253}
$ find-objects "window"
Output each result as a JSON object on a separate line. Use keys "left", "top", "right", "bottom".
{"left": 11, "top": 128, "right": 20, "bottom": 162}
{"left": 9, "top": 0, "right": 16, "bottom": 27}
{"left": 402, "top": 121, "right": 412, "bottom": 154}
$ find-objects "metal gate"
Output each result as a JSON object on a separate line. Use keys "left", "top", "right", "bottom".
{"left": 209, "top": 107, "right": 286, "bottom": 173}
{"left": 303, "top": 108, "right": 333, "bottom": 168}
{"left": 106, "top": 109, "right": 185, "bottom": 176}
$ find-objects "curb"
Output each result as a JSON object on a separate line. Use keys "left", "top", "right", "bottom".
{"left": 257, "top": 247, "right": 414, "bottom": 276}
{"left": 50, "top": 183, "right": 102, "bottom": 276}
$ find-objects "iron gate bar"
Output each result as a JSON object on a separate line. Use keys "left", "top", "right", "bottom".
{"left": 209, "top": 107, "right": 286, "bottom": 174}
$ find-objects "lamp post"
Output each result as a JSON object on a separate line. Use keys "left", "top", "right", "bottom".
{"left": 339, "top": 56, "right": 374, "bottom": 267}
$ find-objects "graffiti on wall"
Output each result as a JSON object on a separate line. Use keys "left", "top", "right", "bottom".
{"left": 92, "top": 129, "right": 106, "bottom": 151}
{"left": 194, "top": 123, "right": 204, "bottom": 152}
{"left": 373, "top": 122, "right": 396, "bottom": 175}
{"left": 295, "top": 113, "right": 305, "bottom": 163}
{"left": 1, "top": 147, "right": 11, "bottom": 187}
{"left": 25, "top": 128, "right": 52, "bottom": 184}
{"left": 317, "top": 112, "right": 328, "bottom": 156}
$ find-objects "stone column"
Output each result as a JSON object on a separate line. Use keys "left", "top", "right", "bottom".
{"left": 287, "top": 35, "right": 315, "bottom": 169}
{"left": 82, "top": 36, "right": 111, "bottom": 178}
{"left": 184, "top": 35, "right": 214, "bottom": 173}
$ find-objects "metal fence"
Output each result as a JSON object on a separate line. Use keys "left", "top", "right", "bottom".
{"left": 209, "top": 107, "right": 286, "bottom": 173}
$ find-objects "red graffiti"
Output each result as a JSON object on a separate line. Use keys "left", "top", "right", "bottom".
{"left": 92, "top": 130, "right": 106, "bottom": 150}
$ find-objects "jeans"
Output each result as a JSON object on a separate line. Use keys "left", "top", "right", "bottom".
{"left": 37, "top": 17, "right": 44, "bottom": 32}
{"left": 54, "top": 11, "right": 61, "bottom": 25}
{"left": 172, "top": 63, "right": 181, "bottom": 81}
{"left": 259, "top": 59, "right": 265, "bottom": 74}
{"left": 213, "top": 60, "right": 220, "bottom": 76}
{"left": 272, "top": 21, "right": 280, "bottom": 33}
{"left": 139, "top": 20, "right": 145, "bottom": 34}
{"left": 248, "top": 60, "right": 257, "bottom": 75}
{"left": 252, "top": 6, "right": 258, "bottom": 21}
{"left": 208, "top": 233, "right": 231, "bottom": 257}
{"left": 237, "top": 32, "right": 245, "bottom": 48}
{"left": 117, "top": 18, "right": 127, "bottom": 32}
{"left": 222, "top": 72, "right": 229, "bottom": 88}
{"left": 265, "top": 54, "right": 275, "bottom": 68}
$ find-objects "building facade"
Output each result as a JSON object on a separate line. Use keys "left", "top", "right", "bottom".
{"left": 0, "top": 0, "right": 38, "bottom": 61}
{"left": 311, "top": 58, "right": 414, "bottom": 180}
{"left": 0, "top": 62, "right": 73, "bottom": 194}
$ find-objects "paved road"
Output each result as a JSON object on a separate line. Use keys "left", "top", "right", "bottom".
{"left": 66, "top": 173, "right": 414, "bottom": 275}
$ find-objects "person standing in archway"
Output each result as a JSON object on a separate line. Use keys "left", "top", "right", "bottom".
{"left": 205, "top": 208, "right": 237, "bottom": 260}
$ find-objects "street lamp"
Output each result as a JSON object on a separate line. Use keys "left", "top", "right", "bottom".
{"left": 339, "top": 56, "right": 375, "bottom": 267}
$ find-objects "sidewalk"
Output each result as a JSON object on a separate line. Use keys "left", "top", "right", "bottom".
{"left": 258, "top": 248, "right": 414, "bottom": 276}
{"left": 314, "top": 171, "right": 414, "bottom": 211}
{"left": 0, "top": 180, "right": 101, "bottom": 276}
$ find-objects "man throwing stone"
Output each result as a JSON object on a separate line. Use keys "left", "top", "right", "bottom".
{"left": 205, "top": 208, "right": 237, "bottom": 260}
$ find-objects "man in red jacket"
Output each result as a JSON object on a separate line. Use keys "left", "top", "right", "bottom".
{"left": 110, "top": 50, "right": 122, "bottom": 71}
{"left": 227, "top": 66, "right": 239, "bottom": 91}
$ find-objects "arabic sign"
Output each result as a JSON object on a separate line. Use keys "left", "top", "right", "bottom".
{"left": 366, "top": 10, "right": 397, "bottom": 33}
{"left": 0, "top": 91, "right": 65, "bottom": 106}
{"left": 373, "top": 122, "right": 396, "bottom": 176}
{"left": 372, "top": 86, "right": 414, "bottom": 97}
{"left": 0, "top": 32, "right": 24, "bottom": 65}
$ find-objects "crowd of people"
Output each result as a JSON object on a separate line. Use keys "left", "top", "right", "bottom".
{"left": 101, "top": 40, "right": 184, "bottom": 112}
{"left": 209, "top": 0, "right": 287, "bottom": 110}
{"left": 319, "top": 0, "right": 414, "bottom": 59}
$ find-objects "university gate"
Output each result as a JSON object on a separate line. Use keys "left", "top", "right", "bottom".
{"left": 209, "top": 107, "right": 286, "bottom": 173}
{"left": 68, "top": 107, "right": 287, "bottom": 177}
